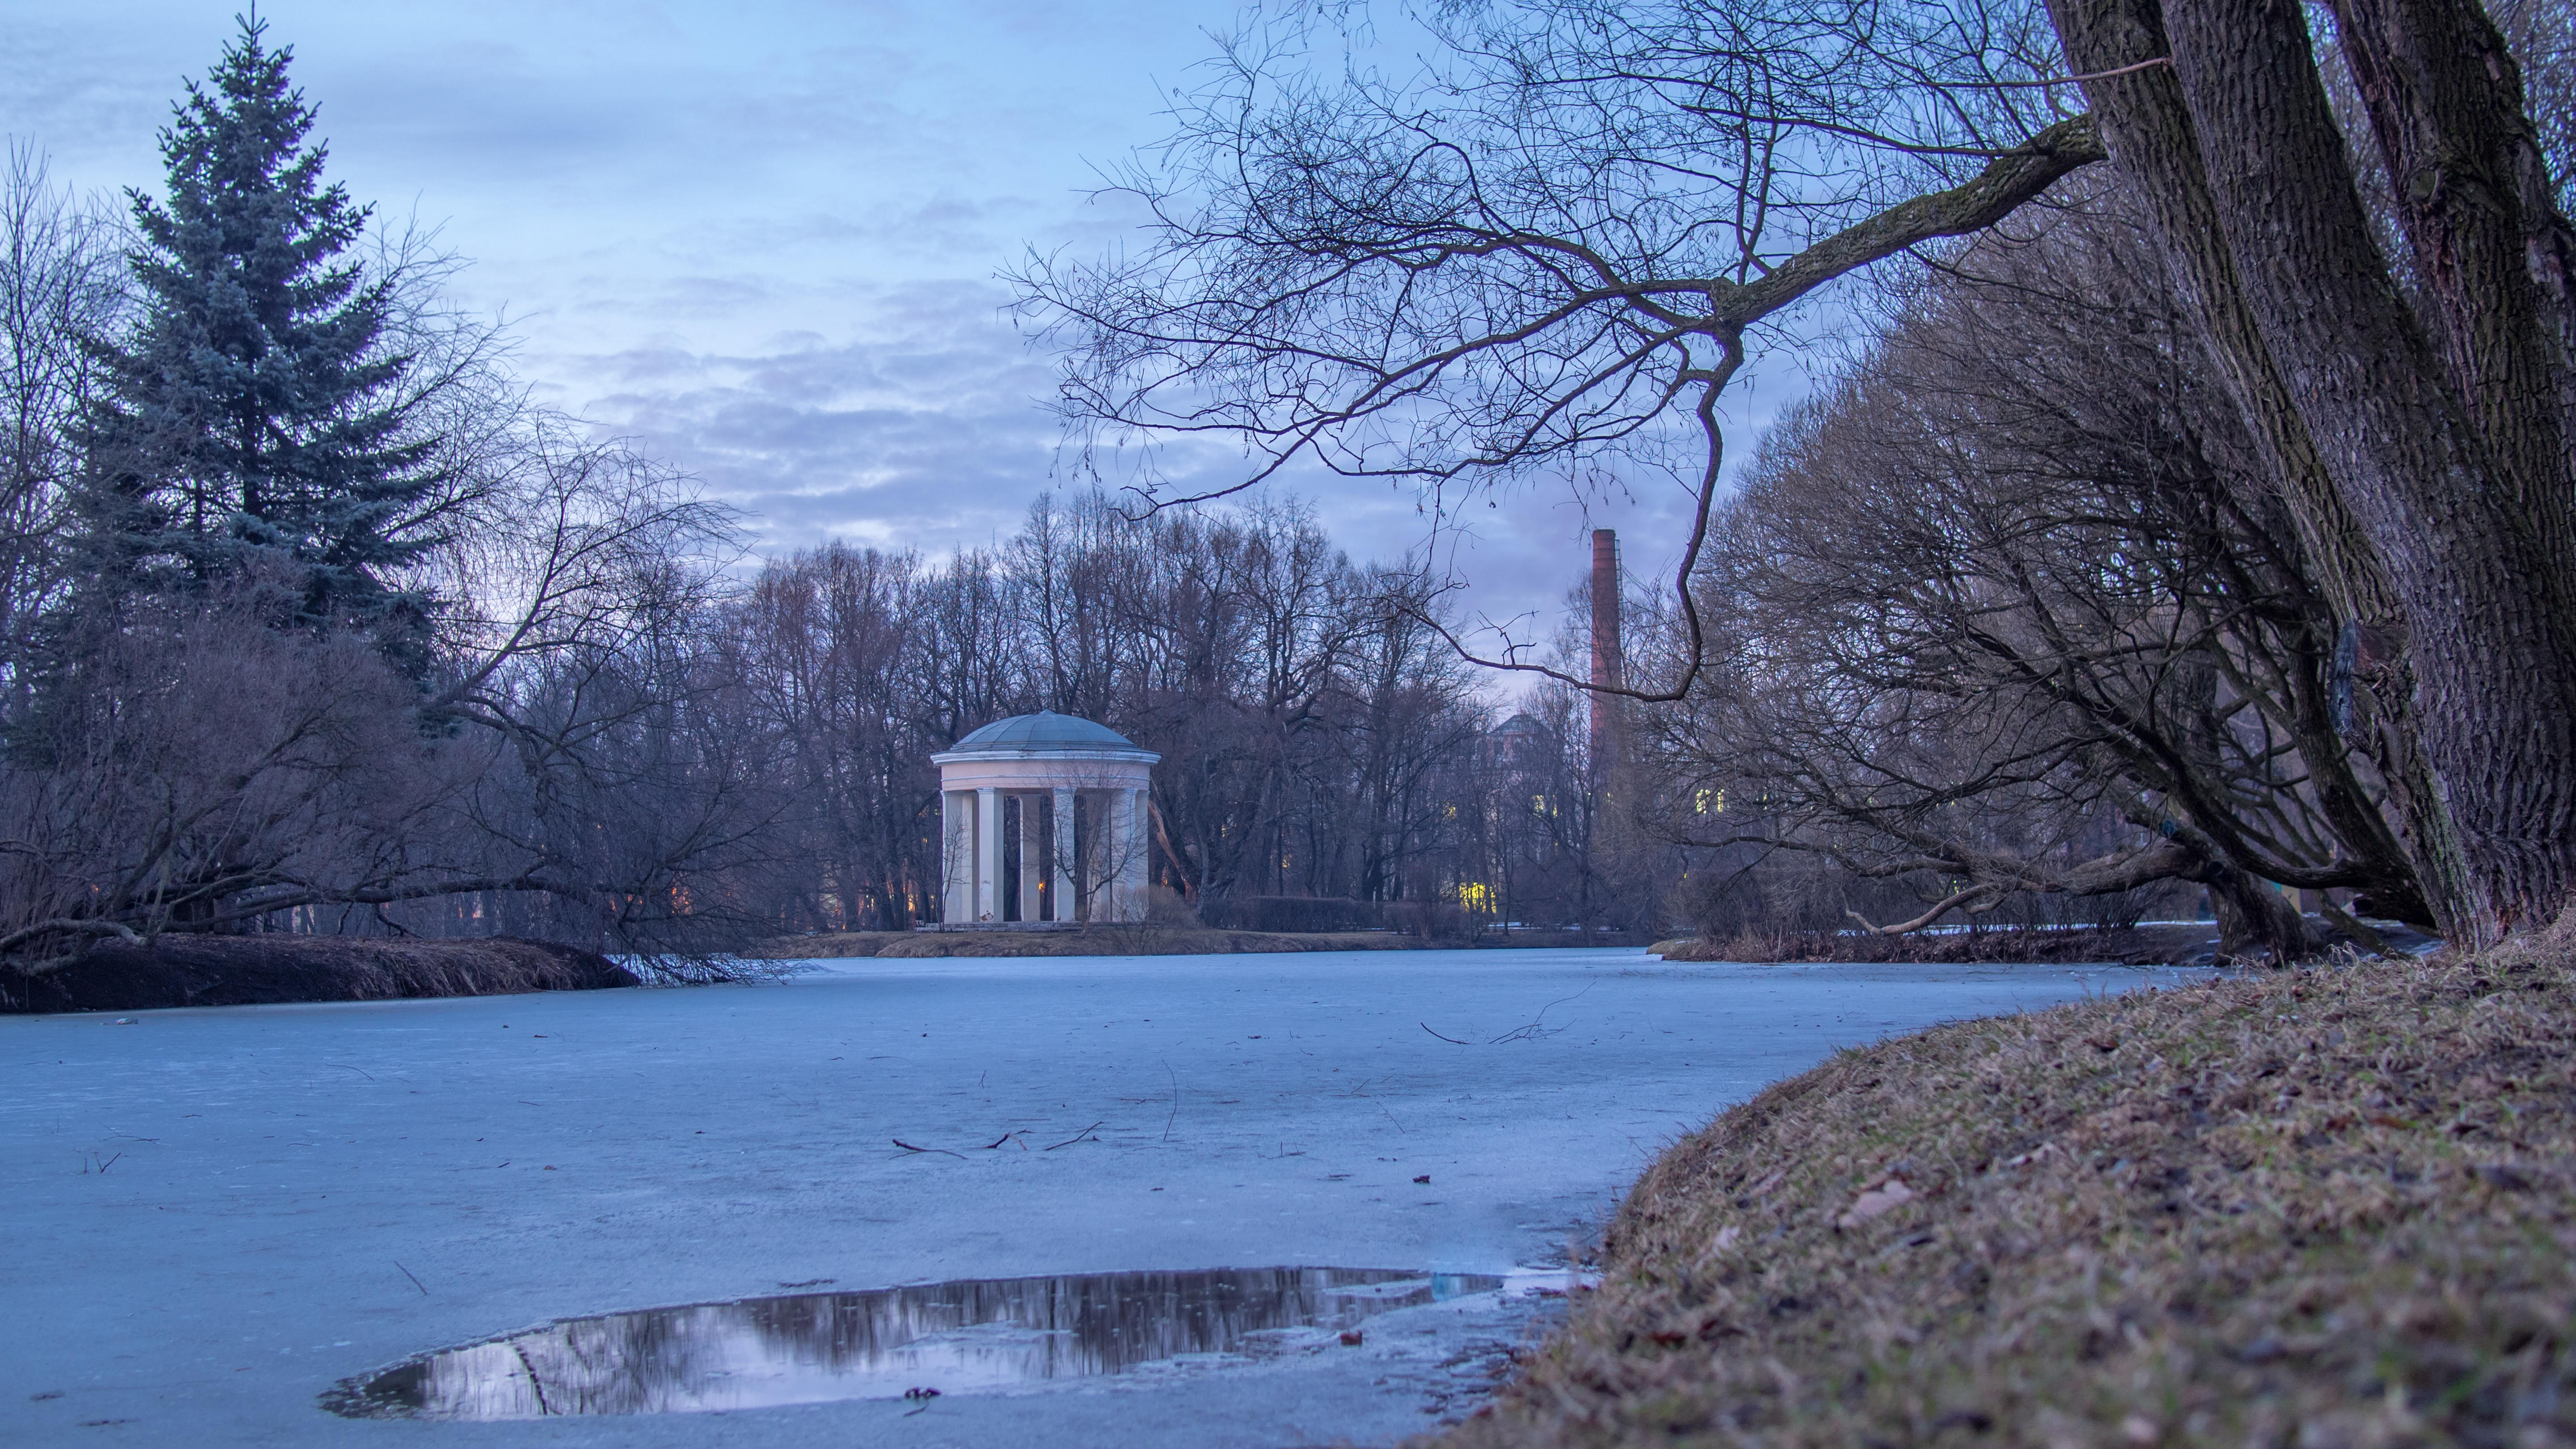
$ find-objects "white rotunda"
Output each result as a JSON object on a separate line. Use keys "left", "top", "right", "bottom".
{"left": 930, "top": 712, "right": 1160, "bottom": 925}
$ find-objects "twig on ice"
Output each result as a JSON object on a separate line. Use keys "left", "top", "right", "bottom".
{"left": 1490, "top": 981, "right": 1596, "bottom": 1043}
{"left": 981, "top": 1133, "right": 1018, "bottom": 1150}
{"left": 1162, "top": 1058, "right": 1180, "bottom": 1141}
{"left": 1421, "top": 1023, "right": 1470, "bottom": 1045}
{"left": 1045, "top": 1121, "right": 1104, "bottom": 1151}
{"left": 395, "top": 1261, "right": 429, "bottom": 1296}
{"left": 893, "top": 1138, "right": 964, "bottom": 1158}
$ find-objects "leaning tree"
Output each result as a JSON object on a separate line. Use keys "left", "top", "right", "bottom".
{"left": 1026, "top": 0, "right": 2576, "bottom": 948}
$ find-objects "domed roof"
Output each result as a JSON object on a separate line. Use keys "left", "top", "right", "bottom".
{"left": 943, "top": 711, "right": 1146, "bottom": 755}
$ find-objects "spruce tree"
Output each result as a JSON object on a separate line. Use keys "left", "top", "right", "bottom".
{"left": 78, "top": 14, "right": 441, "bottom": 646}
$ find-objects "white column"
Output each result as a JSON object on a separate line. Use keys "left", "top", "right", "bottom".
{"left": 1018, "top": 794, "right": 1044, "bottom": 922}
{"left": 1116, "top": 787, "right": 1151, "bottom": 922}
{"left": 1052, "top": 787, "right": 1077, "bottom": 922}
{"left": 1097, "top": 783, "right": 1118, "bottom": 918}
{"left": 940, "top": 790, "right": 969, "bottom": 923}
{"left": 975, "top": 786, "right": 1002, "bottom": 921}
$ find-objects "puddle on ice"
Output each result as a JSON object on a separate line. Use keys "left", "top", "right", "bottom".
{"left": 324, "top": 1266, "right": 1509, "bottom": 1420}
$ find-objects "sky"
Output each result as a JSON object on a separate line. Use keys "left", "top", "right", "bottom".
{"left": 2, "top": 0, "right": 1816, "bottom": 650}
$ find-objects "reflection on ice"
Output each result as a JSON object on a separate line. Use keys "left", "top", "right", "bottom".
{"left": 325, "top": 1266, "right": 1506, "bottom": 1420}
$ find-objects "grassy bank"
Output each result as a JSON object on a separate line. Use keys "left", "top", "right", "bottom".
{"left": 1433, "top": 927, "right": 2576, "bottom": 1447}
{"left": 1647, "top": 927, "right": 2206, "bottom": 967}
{"left": 2, "top": 935, "right": 636, "bottom": 1013}
{"left": 1647, "top": 919, "right": 2431, "bottom": 968}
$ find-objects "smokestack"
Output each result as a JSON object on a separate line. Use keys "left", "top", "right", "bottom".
{"left": 1590, "top": 528, "right": 1622, "bottom": 766}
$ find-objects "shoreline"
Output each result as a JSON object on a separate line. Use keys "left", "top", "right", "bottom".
{"left": 744, "top": 926, "right": 1658, "bottom": 959}
{"left": 1427, "top": 924, "right": 2573, "bottom": 1447}
{"left": 1649, "top": 916, "right": 2440, "bottom": 968}
{"left": 1, "top": 935, "right": 635, "bottom": 1014}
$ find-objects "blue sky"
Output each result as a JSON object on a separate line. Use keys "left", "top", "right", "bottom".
{"left": 6, "top": 0, "right": 1805, "bottom": 645}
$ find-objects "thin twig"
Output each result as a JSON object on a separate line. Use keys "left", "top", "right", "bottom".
{"left": 1045, "top": 1121, "right": 1104, "bottom": 1151}
{"left": 892, "top": 1138, "right": 965, "bottom": 1158}
{"left": 395, "top": 1261, "right": 429, "bottom": 1296}
{"left": 981, "top": 1133, "right": 1014, "bottom": 1150}
{"left": 1162, "top": 1058, "right": 1180, "bottom": 1142}
{"left": 325, "top": 1063, "right": 375, "bottom": 1080}
{"left": 1490, "top": 981, "right": 1596, "bottom": 1043}
{"left": 1973, "top": 56, "right": 2174, "bottom": 87}
{"left": 1421, "top": 1023, "right": 1471, "bottom": 1045}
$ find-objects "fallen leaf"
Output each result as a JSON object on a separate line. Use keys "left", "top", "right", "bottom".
{"left": 1836, "top": 1176, "right": 1915, "bottom": 1230}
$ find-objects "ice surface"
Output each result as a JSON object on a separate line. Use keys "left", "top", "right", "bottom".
{"left": 0, "top": 947, "right": 2200, "bottom": 1446}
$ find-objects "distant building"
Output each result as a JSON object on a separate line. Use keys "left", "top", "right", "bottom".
{"left": 930, "top": 712, "right": 1159, "bottom": 925}
{"left": 1484, "top": 712, "right": 1548, "bottom": 770}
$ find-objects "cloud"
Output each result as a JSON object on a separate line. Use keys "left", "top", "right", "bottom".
{"left": 545, "top": 260, "right": 1783, "bottom": 657}
{"left": 0, "top": 0, "right": 1814, "bottom": 675}
{"left": 556, "top": 279, "right": 1070, "bottom": 556}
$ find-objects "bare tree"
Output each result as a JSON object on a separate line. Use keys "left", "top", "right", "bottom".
{"left": 719, "top": 489, "right": 1560, "bottom": 934}
{"left": 1634, "top": 191, "right": 2428, "bottom": 955}
{"left": 0, "top": 582, "right": 480, "bottom": 971}
{"left": 1022, "top": 0, "right": 2104, "bottom": 702}
{"left": 1028, "top": 0, "right": 2576, "bottom": 946}
{"left": 0, "top": 145, "right": 121, "bottom": 685}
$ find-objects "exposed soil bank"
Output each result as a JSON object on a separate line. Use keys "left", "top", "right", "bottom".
{"left": 1430, "top": 926, "right": 2576, "bottom": 1448}
{"left": 750, "top": 927, "right": 1653, "bottom": 959}
{"left": 1, "top": 934, "right": 636, "bottom": 1014}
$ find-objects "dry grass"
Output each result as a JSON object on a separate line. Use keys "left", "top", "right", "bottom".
{"left": 4, "top": 935, "right": 635, "bottom": 1012}
{"left": 1429, "top": 923, "right": 2576, "bottom": 1449}
{"left": 1651, "top": 927, "right": 2202, "bottom": 967}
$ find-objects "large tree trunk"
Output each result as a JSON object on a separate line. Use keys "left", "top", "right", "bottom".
{"left": 2205, "top": 870, "right": 2324, "bottom": 962}
{"left": 2327, "top": 0, "right": 2576, "bottom": 546}
{"left": 2052, "top": 0, "right": 2576, "bottom": 947}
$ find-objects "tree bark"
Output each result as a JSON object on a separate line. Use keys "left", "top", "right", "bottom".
{"left": 2049, "top": 0, "right": 2457, "bottom": 929}
{"left": 2053, "top": 0, "right": 2576, "bottom": 946}
{"left": 2328, "top": 0, "right": 2576, "bottom": 549}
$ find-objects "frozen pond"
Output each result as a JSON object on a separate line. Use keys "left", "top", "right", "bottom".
{"left": 1, "top": 947, "right": 2200, "bottom": 1446}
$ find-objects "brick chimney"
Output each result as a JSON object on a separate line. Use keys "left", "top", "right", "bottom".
{"left": 1590, "top": 528, "right": 1622, "bottom": 766}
